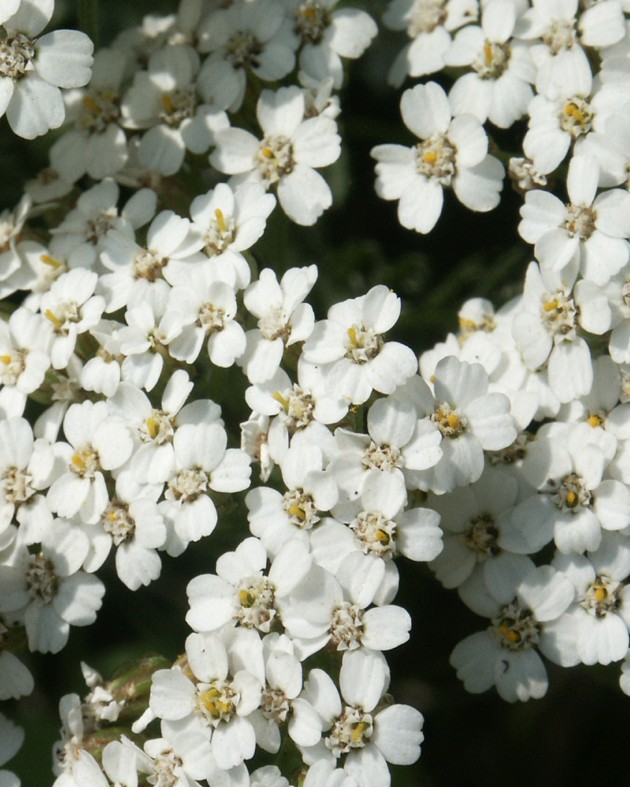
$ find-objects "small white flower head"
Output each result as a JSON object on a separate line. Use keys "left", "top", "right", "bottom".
{"left": 445, "top": 0, "right": 535, "bottom": 129}
{"left": 240, "top": 265, "right": 318, "bottom": 383}
{"left": 149, "top": 629, "right": 264, "bottom": 771}
{"left": 197, "top": 0, "right": 297, "bottom": 111}
{"left": 383, "top": 0, "right": 479, "bottom": 85}
{"left": 451, "top": 561, "right": 575, "bottom": 701}
{"left": 288, "top": 0, "right": 378, "bottom": 89}
{"left": 0, "top": 528, "right": 105, "bottom": 654}
{"left": 211, "top": 85, "right": 341, "bottom": 225}
{"left": 372, "top": 82, "right": 504, "bottom": 234}
{"left": 0, "top": 0, "right": 94, "bottom": 138}
{"left": 512, "top": 262, "right": 594, "bottom": 403}
{"left": 413, "top": 355, "right": 517, "bottom": 494}
{"left": 302, "top": 284, "right": 418, "bottom": 405}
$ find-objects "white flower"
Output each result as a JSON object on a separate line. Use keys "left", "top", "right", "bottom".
{"left": 197, "top": 0, "right": 297, "bottom": 111}
{"left": 287, "top": 0, "right": 378, "bottom": 88}
{"left": 0, "top": 527, "right": 105, "bottom": 654}
{"left": 121, "top": 44, "right": 229, "bottom": 176}
{"left": 149, "top": 630, "right": 264, "bottom": 771}
{"left": 300, "top": 649, "right": 424, "bottom": 778}
{"left": 412, "top": 356, "right": 517, "bottom": 494}
{"left": 0, "top": 0, "right": 94, "bottom": 138}
{"left": 302, "top": 285, "right": 418, "bottom": 405}
{"left": 451, "top": 561, "right": 575, "bottom": 701}
{"left": 383, "top": 0, "right": 479, "bottom": 84}
{"left": 371, "top": 82, "right": 504, "bottom": 234}
{"left": 47, "top": 400, "right": 133, "bottom": 524}
{"left": 445, "top": 0, "right": 535, "bottom": 129}
{"left": 211, "top": 86, "right": 341, "bottom": 225}
{"left": 240, "top": 265, "right": 318, "bottom": 383}
{"left": 519, "top": 155, "right": 630, "bottom": 285}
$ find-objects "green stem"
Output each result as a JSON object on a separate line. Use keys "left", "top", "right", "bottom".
{"left": 78, "top": 0, "right": 100, "bottom": 50}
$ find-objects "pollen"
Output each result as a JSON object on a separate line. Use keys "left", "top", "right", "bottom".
{"left": 162, "top": 93, "right": 175, "bottom": 114}
{"left": 587, "top": 413, "right": 604, "bottom": 428}
{"left": 543, "top": 299, "right": 558, "bottom": 312}
{"left": 82, "top": 95, "right": 102, "bottom": 114}
{"left": 44, "top": 309, "right": 64, "bottom": 330}
{"left": 564, "top": 102, "right": 585, "bottom": 124}
{"left": 0, "top": 355, "right": 11, "bottom": 364}
{"left": 565, "top": 490, "right": 578, "bottom": 507}
{"left": 484, "top": 43, "right": 493, "bottom": 67}
{"left": 272, "top": 391, "right": 289, "bottom": 410}
{"left": 261, "top": 146, "right": 274, "bottom": 158}
{"left": 423, "top": 151, "right": 438, "bottom": 165}
{"left": 214, "top": 208, "right": 227, "bottom": 233}
{"left": 288, "top": 503, "right": 306, "bottom": 521}
{"left": 40, "top": 254, "right": 62, "bottom": 268}
{"left": 498, "top": 625, "right": 520, "bottom": 644}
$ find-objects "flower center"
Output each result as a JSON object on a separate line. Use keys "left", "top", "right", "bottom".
{"left": 350, "top": 510, "right": 397, "bottom": 558}
{"left": 540, "top": 291, "right": 577, "bottom": 342}
{"left": 345, "top": 325, "right": 383, "bottom": 364}
{"left": 134, "top": 249, "right": 166, "bottom": 282}
{"left": 261, "top": 687, "right": 291, "bottom": 724}
{"left": 432, "top": 403, "right": 467, "bottom": 438}
{"left": 408, "top": 0, "right": 448, "bottom": 35}
{"left": 197, "top": 680, "right": 238, "bottom": 725}
{"left": 473, "top": 41, "right": 511, "bottom": 79}
{"left": 71, "top": 445, "right": 100, "bottom": 479}
{"left": 102, "top": 500, "right": 136, "bottom": 545}
{"left": 80, "top": 90, "right": 121, "bottom": 133}
{"left": 272, "top": 386, "right": 315, "bottom": 432}
{"left": 140, "top": 410, "right": 175, "bottom": 444}
{"left": 563, "top": 204, "right": 596, "bottom": 240}
{"left": 258, "top": 305, "right": 291, "bottom": 341}
{"left": 464, "top": 513, "right": 500, "bottom": 558}
{"left": 226, "top": 30, "right": 262, "bottom": 68}
{"left": 2, "top": 466, "right": 35, "bottom": 505}
{"left": 203, "top": 208, "right": 236, "bottom": 256}
{"left": 44, "top": 302, "right": 80, "bottom": 335}
{"left": 582, "top": 575, "right": 621, "bottom": 617}
{"left": 26, "top": 552, "right": 58, "bottom": 603}
{"left": 86, "top": 211, "right": 117, "bottom": 244}
{"left": 542, "top": 19, "right": 577, "bottom": 54}
{"left": 362, "top": 441, "right": 402, "bottom": 472}
{"left": 330, "top": 602, "right": 364, "bottom": 650}
{"left": 167, "top": 468, "right": 208, "bottom": 502}
{"left": 492, "top": 603, "right": 539, "bottom": 650}
{"left": 0, "top": 32, "right": 35, "bottom": 80}
{"left": 416, "top": 134, "right": 457, "bottom": 185}
{"left": 199, "top": 302, "right": 226, "bottom": 334}
{"left": 551, "top": 472, "right": 592, "bottom": 512}
{"left": 160, "top": 88, "right": 197, "bottom": 128}
{"left": 0, "top": 349, "right": 26, "bottom": 385}
{"left": 294, "top": 1, "right": 331, "bottom": 43}
{"left": 326, "top": 706, "right": 374, "bottom": 757}
{"left": 237, "top": 576, "right": 276, "bottom": 632}
{"left": 256, "top": 136, "right": 295, "bottom": 184}
{"left": 559, "top": 97, "right": 593, "bottom": 138}
{"left": 282, "top": 487, "right": 320, "bottom": 529}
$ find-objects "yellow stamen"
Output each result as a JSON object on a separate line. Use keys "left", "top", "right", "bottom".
{"left": 484, "top": 42, "right": 493, "bottom": 67}
{"left": 272, "top": 391, "right": 289, "bottom": 411}
{"left": 261, "top": 146, "right": 274, "bottom": 158}
{"left": 199, "top": 688, "right": 232, "bottom": 718}
{"left": 423, "top": 151, "right": 438, "bottom": 165}
{"left": 146, "top": 417, "right": 159, "bottom": 439}
{"left": 239, "top": 589, "right": 255, "bottom": 608}
{"left": 82, "top": 95, "right": 102, "bottom": 115}
{"left": 71, "top": 453, "right": 87, "bottom": 472}
{"left": 594, "top": 585, "right": 608, "bottom": 603}
{"left": 564, "top": 103, "right": 585, "bottom": 124}
{"left": 44, "top": 309, "right": 64, "bottom": 330}
{"left": 288, "top": 504, "right": 306, "bottom": 521}
{"left": 347, "top": 326, "right": 359, "bottom": 348}
{"left": 351, "top": 722, "right": 370, "bottom": 743}
{"left": 499, "top": 625, "right": 520, "bottom": 644}
{"left": 214, "top": 208, "right": 227, "bottom": 233}
{"left": 587, "top": 414, "right": 603, "bottom": 428}
{"left": 447, "top": 413, "right": 460, "bottom": 430}
{"left": 40, "top": 254, "right": 62, "bottom": 268}
{"left": 0, "top": 355, "right": 12, "bottom": 365}
{"left": 376, "top": 530, "right": 390, "bottom": 545}
{"left": 565, "top": 491, "right": 578, "bottom": 508}
{"left": 162, "top": 94, "right": 175, "bottom": 114}
{"left": 543, "top": 300, "right": 558, "bottom": 312}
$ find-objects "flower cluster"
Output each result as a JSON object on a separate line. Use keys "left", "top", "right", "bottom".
{"left": 1, "top": 0, "right": 630, "bottom": 784}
